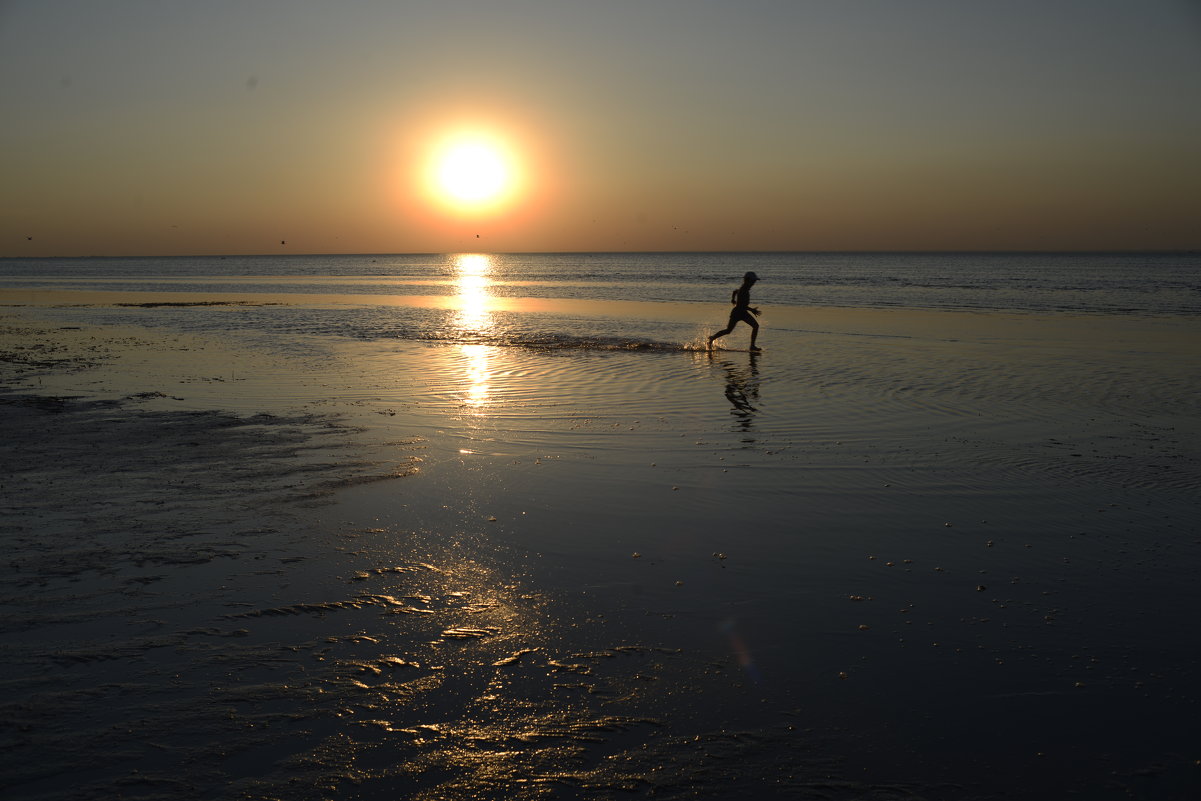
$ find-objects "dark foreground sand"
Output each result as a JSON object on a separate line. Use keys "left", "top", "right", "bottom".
{"left": 1, "top": 317, "right": 791, "bottom": 800}
{"left": 2, "top": 304, "right": 1200, "bottom": 800}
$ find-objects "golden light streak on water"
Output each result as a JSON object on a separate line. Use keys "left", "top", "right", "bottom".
{"left": 460, "top": 343, "right": 491, "bottom": 408}
{"left": 453, "top": 254, "right": 496, "bottom": 409}
{"left": 453, "top": 253, "right": 494, "bottom": 334}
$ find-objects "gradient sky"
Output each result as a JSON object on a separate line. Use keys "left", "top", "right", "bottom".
{"left": 3, "top": 0, "right": 1199, "bottom": 256}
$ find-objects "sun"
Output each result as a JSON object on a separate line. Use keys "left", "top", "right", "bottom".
{"left": 427, "top": 132, "right": 519, "bottom": 212}
{"left": 438, "top": 142, "right": 506, "bottom": 202}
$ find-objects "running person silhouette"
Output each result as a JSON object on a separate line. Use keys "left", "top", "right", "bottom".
{"left": 707, "top": 271, "right": 761, "bottom": 350}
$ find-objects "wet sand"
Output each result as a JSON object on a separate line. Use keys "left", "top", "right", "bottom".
{"left": 2, "top": 295, "right": 1200, "bottom": 800}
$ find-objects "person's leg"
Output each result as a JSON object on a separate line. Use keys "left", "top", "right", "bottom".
{"left": 748, "top": 317, "right": 760, "bottom": 350}
{"left": 708, "top": 325, "right": 732, "bottom": 344}
{"left": 708, "top": 311, "right": 740, "bottom": 346}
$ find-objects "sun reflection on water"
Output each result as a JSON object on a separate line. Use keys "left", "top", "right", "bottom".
{"left": 460, "top": 343, "right": 490, "bottom": 407}
{"left": 454, "top": 253, "right": 494, "bottom": 336}
{"left": 453, "top": 254, "right": 496, "bottom": 409}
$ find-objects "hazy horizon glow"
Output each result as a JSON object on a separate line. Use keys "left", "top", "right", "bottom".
{"left": 2, "top": 0, "right": 1199, "bottom": 257}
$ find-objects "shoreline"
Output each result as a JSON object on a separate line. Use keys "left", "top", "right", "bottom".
{"left": 6, "top": 285, "right": 1199, "bottom": 341}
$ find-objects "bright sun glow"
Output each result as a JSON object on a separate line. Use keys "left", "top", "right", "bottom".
{"left": 428, "top": 133, "right": 518, "bottom": 212}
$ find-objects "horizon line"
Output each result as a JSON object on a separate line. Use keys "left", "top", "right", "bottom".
{"left": 4, "top": 248, "right": 1198, "bottom": 260}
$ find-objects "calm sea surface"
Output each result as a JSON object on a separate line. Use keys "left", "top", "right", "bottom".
{"left": 1, "top": 251, "right": 1198, "bottom": 316}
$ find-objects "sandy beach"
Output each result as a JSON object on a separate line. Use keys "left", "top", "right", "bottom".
{"left": 3, "top": 287, "right": 1200, "bottom": 800}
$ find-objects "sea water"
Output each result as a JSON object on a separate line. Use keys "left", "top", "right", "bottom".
{"left": 2, "top": 251, "right": 1197, "bottom": 363}
{"left": 2, "top": 251, "right": 1198, "bottom": 318}
{"left": 3, "top": 252, "right": 1200, "bottom": 799}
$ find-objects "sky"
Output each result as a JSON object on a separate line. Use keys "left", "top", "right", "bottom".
{"left": 2, "top": 0, "right": 1199, "bottom": 256}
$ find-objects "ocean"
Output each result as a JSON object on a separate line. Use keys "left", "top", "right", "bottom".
{"left": 2, "top": 251, "right": 1198, "bottom": 313}
{"left": 1, "top": 250, "right": 1196, "bottom": 357}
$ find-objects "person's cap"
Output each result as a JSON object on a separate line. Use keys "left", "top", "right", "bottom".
{"left": 744, "top": 271, "right": 759, "bottom": 281}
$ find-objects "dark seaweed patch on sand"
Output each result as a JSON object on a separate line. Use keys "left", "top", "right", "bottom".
{"left": 0, "top": 393, "right": 413, "bottom": 592}
{"left": 0, "top": 326, "right": 105, "bottom": 372}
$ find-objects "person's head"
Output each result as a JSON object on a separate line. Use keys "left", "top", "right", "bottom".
{"left": 743, "top": 271, "right": 758, "bottom": 284}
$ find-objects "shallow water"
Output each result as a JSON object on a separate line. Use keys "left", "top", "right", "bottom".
{"left": 2, "top": 263, "right": 1200, "bottom": 799}
{"left": 309, "top": 323, "right": 1200, "bottom": 799}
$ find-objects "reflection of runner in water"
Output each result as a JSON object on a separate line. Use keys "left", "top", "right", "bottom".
{"left": 707, "top": 271, "right": 761, "bottom": 351}
{"left": 712, "top": 351, "right": 761, "bottom": 432}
